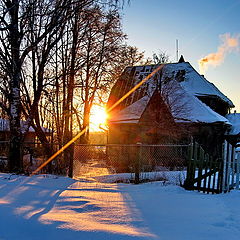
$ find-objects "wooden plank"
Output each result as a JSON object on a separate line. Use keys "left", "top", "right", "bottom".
{"left": 226, "top": 143, "right": 232, "bottom": 192}
{"left": 236, "top": 151, "right": 240, "bottom": 190}
{"left": 207, "top": 156, "right": 213, "bottom": 194}
{"left": 222, "top": 141, "right": 228, "bottom": 192}
{"left": 197, "top": 146, "right": 204, "bottom": 191}
{"left": 216, "top": 159, "right": 223, "bottom": 193}
{"left": 212, "top": 161, "right": 216, "bottom": 192}
{"left": 193, "top": 142, "right": 199, "bottom": 189}
{"left": 212, "top": 159, "right": 218, "bottom": 193}
{"left": 231, "top": 146, "right": 235, "bottom": 189}
{"left": 203, "top": 154, "right": 209, "bottom": 193}
{"left": 192, "top": 167, "right": 219, "bottom": 182}
{"left": 185, "top": 141, "right": 194, "bottom": 189}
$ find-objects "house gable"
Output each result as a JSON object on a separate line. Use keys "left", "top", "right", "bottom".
{"left": 108, "top": 90, "right": 181, "bottom": 144}
{"left": 138, "top": 90, "right": 179, "bottom": 141}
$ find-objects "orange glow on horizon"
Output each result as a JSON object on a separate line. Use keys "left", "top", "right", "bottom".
{"left": 90, "top": 105, "right": 108, "bottom": 132}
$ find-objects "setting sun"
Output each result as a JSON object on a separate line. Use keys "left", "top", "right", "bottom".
{"left": 90, "top": 105, "right": 108, "bottom": 132}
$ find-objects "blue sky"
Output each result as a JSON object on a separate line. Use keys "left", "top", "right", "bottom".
{"left": 122, "top": 0, "right": 240, "bottom": 111}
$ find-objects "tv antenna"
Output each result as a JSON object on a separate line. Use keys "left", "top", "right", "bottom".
{"left": 176, "top": 39, "right": 179, "bottom": 62}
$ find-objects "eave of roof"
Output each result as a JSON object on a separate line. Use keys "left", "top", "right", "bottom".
{"left": 225, "top": 113, "right": 240, "bottom": 135}
{"left": 108, "top": 95, "right": 150, "bottom": 124}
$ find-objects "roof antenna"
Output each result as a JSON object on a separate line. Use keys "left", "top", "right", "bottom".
{"left": 176, "top": 39, "right": 179, "bottom": 62}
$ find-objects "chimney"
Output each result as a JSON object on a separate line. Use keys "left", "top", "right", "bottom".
{"left": 178, "top": 55, "right": 185, "bottom": 63}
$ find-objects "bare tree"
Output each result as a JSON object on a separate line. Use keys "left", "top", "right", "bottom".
{"left": 0, "top": 0, "right": 92, "bottom": 172}
{"left": 152, "top": 50, "right": 170, "bottom": 64}
{"left": 0, "top": 0, "right": 129, "bottom": 173}
{"left": 70, "top": 6, "right": 125, "bottom": 143}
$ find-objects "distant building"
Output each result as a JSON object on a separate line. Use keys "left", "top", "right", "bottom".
{"left": 107, "top": 59, "right": 234, "bottom": 158}
{"left": 225, "top": 113, "right": 240, "bottom": 145}
{"left": 0, "top": 118, "right": 52, "bottom": 143}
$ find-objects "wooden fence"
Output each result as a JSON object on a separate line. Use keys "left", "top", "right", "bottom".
{"left": 184, "top": 140, "right": 240, "bottom": 194}
{"left": 222, "top": 140, "right": 240, "bottom": 192}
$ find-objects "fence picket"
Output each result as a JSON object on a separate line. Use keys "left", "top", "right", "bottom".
{"left": 212, "top": 160, "right": 217, "bottom": 193}
{"left": 203, "top": 154, "right": 209, "bottom": 193}
{"left": 231, "top": 146, "right": 235, "bottom": 189}
{"left": 185, "top": 141, "right": 194, "bottom": 190}
{"left": 236, "top": 152, "right": 240, "bottom": 190}
{"left": 226, "top": 143, "right": 232, "bottom": 192}
{"left": 217, "top": 161, "right": 223, "bottom": 193}
{"left": 184, "top": 140, "right": 240, "bottom": 194}
{"left": 207, "top": 156, "right": 213, "bottom": 194}
{"left": 222, "top": 141, "right": 228, "bottom": 192}
{"left": 197, "top": 147, "right": 204, "bottom": 190}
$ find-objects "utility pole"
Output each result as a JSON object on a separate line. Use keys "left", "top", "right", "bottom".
{"left": 176, "top": 39, "right": 179, "bottom": 62}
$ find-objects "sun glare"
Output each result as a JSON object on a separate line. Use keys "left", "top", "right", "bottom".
{"left": 90, "top": 105, "right": 108, "bottom": 132}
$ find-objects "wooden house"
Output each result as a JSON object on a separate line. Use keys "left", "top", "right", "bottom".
{"left": 0, "top": 118, "right": 52, "bottom": 159}
{"left": 107, "top": 58, "right": 234, "bottom": 158}
{"left": 0, "top": 118, "right": 52, "bottom": 143}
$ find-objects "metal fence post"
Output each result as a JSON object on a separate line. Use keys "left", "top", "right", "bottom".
{"left": 68, "top": 143, "right": 74, "bottom": 178}
{"left": 184, "top": 139, "right": 194, "bottom": 190}
{"left": 134, "top": 143, "right": 142, "bottom": 184}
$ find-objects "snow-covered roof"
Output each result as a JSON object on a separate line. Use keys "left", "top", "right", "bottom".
{"left": 122, "top": 62, "right": 234, "bottom": 108}
{"left": 107, "top": 61, "right": 233, "bottom": 125}
{"left": 0, "top": 118, "right": 52, "bottom": 133}
{"left": 225, "top": 113, "right": 240, "bottom": 135}
{"left": 172, "top": 84, "right": 231, "bottom": 124}
{"left": 108, "top": 81, "right": 231, "bottom": 125}
{"left": 109, "top": 95, "right": 150, "bottom": 123}
{"left": 162, "top": 62, "right": 234, "bottom": 107}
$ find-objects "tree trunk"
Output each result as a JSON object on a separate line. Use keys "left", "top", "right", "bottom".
{"left": 80, "top": 101, "right": 91, "bottom": 143}
{"left": 32, "top": 109, "right": 53, "bottom": 173}
{"left": 8, "top": 0, "right": 22, "bottom": 172}
{"left": 63, "top": 15, "right": 79, "bottom": 177}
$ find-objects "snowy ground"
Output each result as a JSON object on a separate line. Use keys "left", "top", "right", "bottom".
{"left": 1, "top": 173, "right": 240, "bottom": 240}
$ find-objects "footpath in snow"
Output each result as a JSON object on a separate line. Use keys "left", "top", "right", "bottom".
{"left": 1, "top": 173, "right": 240, "bottom": 240}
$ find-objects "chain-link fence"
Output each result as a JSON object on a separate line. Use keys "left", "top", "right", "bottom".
{"left": 73, "top": 144, "right": 190, "bottom": 184}
{"left": 0, "top": 141, "right": 62, "bottom": 174}
{"left": 0, "top": 141, "right": 190, "bottom": 185}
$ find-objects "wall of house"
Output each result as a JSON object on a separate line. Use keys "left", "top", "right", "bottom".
{"left": 197, "top": 96, "right": 230, "bottom": 116}
{"left": 23, "top": 133, "right": 36, "bottom": 143}
{"left": 108, "top": 91, "right": 182, "bottom": 145}
{"left": 0, "top": 131, "right": 37, "bottom": 143}
{"left": 108, "top": 124, "right": 138, "bottom": 144}
{"left": 138, "top": 91, "right": 181, "bottom": 144}
{"left": 180, "top": 122, "right": 228, "bottom": 158}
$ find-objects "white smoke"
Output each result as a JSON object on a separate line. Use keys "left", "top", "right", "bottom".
{"left": 199, "top": 33, "right": 239, "bottom": 74}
